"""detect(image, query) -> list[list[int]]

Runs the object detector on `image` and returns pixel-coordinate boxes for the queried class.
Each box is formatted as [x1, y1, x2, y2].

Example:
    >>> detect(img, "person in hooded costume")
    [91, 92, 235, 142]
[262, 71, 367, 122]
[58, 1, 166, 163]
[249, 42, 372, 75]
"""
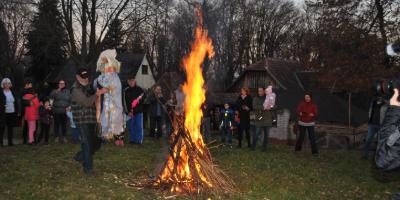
[95, 49, 125, 140]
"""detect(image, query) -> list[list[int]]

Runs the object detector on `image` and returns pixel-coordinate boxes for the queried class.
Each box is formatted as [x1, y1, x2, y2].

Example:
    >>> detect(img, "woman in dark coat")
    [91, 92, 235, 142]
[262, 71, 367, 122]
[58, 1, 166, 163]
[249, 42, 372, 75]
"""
[236, 87, 252, 148]
[0, 78, 18, 146]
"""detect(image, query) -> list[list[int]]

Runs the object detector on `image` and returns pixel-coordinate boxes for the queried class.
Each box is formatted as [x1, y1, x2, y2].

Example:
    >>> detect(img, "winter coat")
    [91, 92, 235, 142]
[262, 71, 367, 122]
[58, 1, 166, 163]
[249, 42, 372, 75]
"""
[147, 93, 167, 118]
[251, 95, 273, 127]
[23, 93, 40, 121]
[123, 86, 145, 114]
[49, 89, 71, 114]
[70, 81, 97, 125]
[39, 106, 52, 125]
[236, 95, 252, 128]
[375, 106, 400, 171]
[20, 88, 34, 117]
[297, 101, 318, 124]
[2, 89, 19, 127]
[219, 108, 234, 129]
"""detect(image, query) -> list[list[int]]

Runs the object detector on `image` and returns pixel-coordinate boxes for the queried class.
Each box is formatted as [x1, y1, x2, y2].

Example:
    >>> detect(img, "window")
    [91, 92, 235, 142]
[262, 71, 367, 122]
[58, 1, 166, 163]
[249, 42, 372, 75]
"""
[141, 65, 148, 75]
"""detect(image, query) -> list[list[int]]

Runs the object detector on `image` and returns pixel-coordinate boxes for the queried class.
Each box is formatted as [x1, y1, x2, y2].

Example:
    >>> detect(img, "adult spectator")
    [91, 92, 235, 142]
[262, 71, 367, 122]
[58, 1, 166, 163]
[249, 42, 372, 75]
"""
[20, 78, 34, 144]
[295, 92, 319, 155]
[49, 79, 71, 143]
[71, 68, 104, 175]
[0, 78, 18, 146]
[123, 77, 146, 144]
[236, 87, 252, 148]
[148, 85, 166, 138]
[362, 96, 387, 160]
[251, 87, 274, 152]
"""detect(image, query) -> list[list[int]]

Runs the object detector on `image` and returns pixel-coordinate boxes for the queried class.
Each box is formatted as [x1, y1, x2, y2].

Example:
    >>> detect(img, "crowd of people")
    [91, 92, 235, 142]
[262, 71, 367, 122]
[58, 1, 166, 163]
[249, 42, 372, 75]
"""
[0, 50, 323, 174]
[0, 77, 322, 152]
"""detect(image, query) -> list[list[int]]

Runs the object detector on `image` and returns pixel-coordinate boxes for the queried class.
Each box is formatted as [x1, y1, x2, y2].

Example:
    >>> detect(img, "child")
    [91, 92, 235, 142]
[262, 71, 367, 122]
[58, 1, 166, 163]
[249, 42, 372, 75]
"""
[38, 100, 52, 144]
[23, 91, 40, 145]
[66, 106, 80, 144]
[219, 102, 235, 148]
[264, 85, 277, 126]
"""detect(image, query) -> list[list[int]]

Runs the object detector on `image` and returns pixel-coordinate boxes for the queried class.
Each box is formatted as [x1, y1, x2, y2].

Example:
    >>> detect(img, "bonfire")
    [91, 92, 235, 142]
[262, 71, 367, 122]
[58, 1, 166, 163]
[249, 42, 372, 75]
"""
[153, 6, 236, 195]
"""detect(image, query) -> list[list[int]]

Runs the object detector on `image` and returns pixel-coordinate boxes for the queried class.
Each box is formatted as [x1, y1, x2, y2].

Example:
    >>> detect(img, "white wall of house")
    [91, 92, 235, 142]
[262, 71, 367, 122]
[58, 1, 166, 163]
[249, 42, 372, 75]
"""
[269, 109, 295, 141]
[135, 55, 156, 90]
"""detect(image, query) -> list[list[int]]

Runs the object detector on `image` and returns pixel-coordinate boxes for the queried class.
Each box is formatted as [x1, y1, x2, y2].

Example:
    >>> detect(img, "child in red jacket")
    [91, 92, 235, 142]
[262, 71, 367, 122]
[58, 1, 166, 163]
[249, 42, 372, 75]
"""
[295, 92, 319, 155]
[23, 91, 40, 144]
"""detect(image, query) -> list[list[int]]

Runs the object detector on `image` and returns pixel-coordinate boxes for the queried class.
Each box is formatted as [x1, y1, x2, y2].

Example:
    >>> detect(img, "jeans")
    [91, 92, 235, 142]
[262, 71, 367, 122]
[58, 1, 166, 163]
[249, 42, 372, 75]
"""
[295, 125, 318, 154]
[252, 126, 270, 151]
[71, 127, 81, 143]
[128, 113, 144, 144]
[150, 116, 163, 138]
[238, 125, 251, 148]
[53, 113, 67, 137]
[74, 124, 101, 173]
[220, 128, 233, 144]
[363, 124, 380, 158]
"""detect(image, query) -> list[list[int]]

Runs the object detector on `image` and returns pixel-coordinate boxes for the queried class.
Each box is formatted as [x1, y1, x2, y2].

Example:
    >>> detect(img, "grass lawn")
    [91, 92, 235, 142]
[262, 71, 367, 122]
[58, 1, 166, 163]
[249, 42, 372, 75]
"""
[1, 133, 400, 200]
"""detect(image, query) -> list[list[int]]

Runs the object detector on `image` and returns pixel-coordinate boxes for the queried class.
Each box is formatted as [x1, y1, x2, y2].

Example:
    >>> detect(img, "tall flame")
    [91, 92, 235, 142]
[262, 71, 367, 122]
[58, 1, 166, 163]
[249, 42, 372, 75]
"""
[182, 7, 215, 151]
[157, 6, 215, 193]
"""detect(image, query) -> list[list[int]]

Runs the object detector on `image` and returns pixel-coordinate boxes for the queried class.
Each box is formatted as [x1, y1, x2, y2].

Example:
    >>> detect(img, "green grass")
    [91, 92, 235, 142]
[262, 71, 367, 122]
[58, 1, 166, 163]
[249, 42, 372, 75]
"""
[1, 135, 400, 200]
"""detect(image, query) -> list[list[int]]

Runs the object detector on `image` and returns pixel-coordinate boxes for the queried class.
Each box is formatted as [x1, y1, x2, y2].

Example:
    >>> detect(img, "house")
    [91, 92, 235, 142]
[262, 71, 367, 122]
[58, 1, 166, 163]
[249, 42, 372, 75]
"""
[116, 52, 156, 90]
[45, 51, 157, 90]
[211, 58, 368, 146]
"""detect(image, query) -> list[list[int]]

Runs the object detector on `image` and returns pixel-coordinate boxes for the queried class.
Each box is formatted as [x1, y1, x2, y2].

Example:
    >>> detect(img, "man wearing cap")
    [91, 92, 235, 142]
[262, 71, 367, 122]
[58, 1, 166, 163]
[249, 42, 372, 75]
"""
[123, 77, 146, 144]
[71, 68, 107, 174]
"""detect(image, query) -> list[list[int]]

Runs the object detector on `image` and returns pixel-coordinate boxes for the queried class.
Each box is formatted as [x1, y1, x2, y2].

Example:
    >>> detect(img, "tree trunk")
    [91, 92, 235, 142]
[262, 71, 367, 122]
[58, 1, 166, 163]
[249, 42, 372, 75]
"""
[88, 0, 97, 66]
[348, 92, 352, 128]
[375, 0, 390, 68]
[81, 0, 88, 67]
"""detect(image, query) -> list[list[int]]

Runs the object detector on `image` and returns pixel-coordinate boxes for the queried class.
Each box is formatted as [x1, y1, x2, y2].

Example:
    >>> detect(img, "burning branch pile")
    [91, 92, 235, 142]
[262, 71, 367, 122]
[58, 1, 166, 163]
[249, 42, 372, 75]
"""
[153, 6, 236, 195]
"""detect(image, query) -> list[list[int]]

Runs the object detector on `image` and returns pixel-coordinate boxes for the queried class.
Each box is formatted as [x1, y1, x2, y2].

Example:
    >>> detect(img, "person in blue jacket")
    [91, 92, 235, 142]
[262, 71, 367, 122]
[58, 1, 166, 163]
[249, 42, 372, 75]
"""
[219, 102, 235, 148]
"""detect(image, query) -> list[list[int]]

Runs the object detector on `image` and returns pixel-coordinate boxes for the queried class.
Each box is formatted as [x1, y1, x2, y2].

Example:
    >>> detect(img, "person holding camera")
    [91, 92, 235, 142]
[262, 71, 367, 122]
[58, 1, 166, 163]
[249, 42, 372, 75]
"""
[362, 96, 387, 160]
[376, 88, 400, 170]
[295, 92, 319, 155]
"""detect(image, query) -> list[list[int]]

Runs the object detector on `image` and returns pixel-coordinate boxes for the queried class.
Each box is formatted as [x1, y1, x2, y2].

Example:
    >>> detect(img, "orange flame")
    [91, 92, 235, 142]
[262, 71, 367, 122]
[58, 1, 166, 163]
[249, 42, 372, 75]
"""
[182, 7, 214, 153]
[157, 6, 214, 193]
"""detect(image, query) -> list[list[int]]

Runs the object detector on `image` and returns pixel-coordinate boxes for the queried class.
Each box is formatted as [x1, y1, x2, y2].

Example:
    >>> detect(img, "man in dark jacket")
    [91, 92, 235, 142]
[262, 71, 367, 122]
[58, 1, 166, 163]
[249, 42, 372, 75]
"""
[147, 85, 166, 138]
[71, 68, 105, 175]
[123, 77, 146, 144]
[363, 96, 387, 160]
